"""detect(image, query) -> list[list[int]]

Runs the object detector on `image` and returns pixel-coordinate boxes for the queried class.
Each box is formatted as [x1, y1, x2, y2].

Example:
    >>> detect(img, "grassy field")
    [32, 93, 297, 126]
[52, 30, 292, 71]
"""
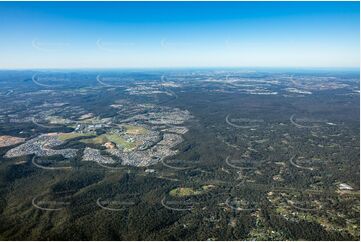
[124, 125, 148, 135]
[105, 133, 137, 150]
[169, 187, 202, 197]
[58, 132, 93, 141]
[81, 133, 137, 150]
[169, 184, 216, 197]
[202, 184, 216, 190]
[45, 116, 70, 124]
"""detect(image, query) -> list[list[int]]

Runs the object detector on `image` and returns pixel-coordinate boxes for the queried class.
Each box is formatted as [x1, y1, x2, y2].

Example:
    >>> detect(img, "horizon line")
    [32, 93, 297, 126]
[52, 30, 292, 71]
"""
[0, 66, 359, 71]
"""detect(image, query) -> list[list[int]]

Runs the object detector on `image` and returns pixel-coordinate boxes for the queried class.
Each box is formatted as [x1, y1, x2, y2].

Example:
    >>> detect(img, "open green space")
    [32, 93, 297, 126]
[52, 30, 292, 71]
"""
[81, 133, 137, 150]
[58, 132, 93, 141]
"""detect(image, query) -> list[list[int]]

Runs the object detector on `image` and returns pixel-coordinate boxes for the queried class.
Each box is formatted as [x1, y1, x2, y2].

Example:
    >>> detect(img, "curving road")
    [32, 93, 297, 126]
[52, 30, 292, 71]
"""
[32, 74, 61, 88]
[96, 74, 123, 88]
[289, 114, 319, 128]
[161, 159, 194, 170]
[225, 114, 258, 129]
[32, 156, 72, 170]
[225, 198, 256, 211]
[225, 156, 257, 170]
[289, 155, 315, 171]
[96, 198, 134, 211]
[161, 197, 193, 211]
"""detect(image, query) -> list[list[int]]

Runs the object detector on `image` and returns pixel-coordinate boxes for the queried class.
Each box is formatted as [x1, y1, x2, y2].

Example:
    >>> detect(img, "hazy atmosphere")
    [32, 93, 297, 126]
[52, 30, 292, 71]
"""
[0, 1, 359, 69]
[0, 1, 359, 241]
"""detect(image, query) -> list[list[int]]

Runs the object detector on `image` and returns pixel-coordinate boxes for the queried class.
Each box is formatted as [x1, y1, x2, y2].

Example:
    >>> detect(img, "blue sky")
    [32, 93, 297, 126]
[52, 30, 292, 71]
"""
[0, 1, 359, 69]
